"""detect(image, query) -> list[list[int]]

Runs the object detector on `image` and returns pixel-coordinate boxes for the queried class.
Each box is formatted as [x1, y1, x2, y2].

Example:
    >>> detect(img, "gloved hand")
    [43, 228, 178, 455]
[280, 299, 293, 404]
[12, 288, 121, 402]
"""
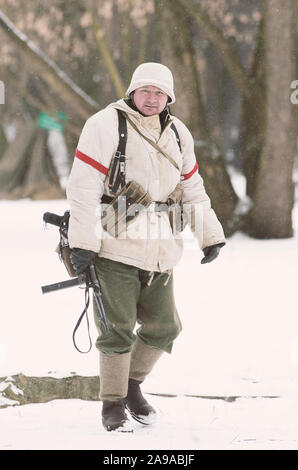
[201, 243, 225, 265]
[70, 248, 97, 275]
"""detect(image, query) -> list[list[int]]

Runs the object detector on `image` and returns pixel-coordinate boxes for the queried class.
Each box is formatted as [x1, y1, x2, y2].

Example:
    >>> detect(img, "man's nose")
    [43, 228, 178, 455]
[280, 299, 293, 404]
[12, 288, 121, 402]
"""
[147, 92, 157, 103]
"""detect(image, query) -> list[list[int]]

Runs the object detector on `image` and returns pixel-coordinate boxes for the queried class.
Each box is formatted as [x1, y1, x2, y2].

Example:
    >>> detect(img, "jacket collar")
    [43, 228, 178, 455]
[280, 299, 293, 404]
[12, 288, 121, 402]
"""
[110, 99, 172, 131]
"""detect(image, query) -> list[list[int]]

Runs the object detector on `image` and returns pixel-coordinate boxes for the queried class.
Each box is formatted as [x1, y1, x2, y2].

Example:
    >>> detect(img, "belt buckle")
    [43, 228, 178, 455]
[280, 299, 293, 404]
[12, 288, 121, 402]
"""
[148, 202, 156, 213]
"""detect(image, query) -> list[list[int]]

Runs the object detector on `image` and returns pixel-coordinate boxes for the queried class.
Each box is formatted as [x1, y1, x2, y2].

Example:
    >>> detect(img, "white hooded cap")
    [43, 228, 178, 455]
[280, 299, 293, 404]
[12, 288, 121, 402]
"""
[125, 62, 176, 104]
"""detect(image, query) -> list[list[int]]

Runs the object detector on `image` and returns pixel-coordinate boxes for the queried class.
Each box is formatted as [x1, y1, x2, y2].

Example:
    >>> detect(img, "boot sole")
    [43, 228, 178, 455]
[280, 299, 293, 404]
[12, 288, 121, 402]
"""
[104, 420, 134, 433]
[125, 404, 156, 426]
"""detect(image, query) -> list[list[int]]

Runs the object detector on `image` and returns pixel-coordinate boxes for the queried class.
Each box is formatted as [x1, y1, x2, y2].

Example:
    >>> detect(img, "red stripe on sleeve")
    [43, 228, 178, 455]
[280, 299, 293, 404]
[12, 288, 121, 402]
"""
[75, 148, 109, 175]
[181, 161, 198, 181]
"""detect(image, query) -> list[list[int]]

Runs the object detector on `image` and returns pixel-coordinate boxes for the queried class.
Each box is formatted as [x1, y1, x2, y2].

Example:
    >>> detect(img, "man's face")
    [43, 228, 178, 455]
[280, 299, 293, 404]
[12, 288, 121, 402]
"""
[133, 85, 168, 116]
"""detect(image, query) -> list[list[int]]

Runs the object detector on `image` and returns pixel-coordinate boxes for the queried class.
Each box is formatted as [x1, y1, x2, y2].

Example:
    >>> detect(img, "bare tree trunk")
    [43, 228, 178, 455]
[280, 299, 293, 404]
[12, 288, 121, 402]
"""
[177, 0, 256, 100]
[163, 1, 238, 235]
[240, 16, 266, 199]
[137, 19, 149, 65]
[88, 8, 126, 98]
[0, 121, 8, 159]
[247, 0, 296, 238]
[0, 120, 37, 193]
[17, 130, 63, 200]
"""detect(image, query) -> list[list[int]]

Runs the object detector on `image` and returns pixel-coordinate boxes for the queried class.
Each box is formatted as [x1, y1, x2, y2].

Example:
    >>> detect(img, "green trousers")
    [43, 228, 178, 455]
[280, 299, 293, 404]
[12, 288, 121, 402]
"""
[93, 257, 182, 355]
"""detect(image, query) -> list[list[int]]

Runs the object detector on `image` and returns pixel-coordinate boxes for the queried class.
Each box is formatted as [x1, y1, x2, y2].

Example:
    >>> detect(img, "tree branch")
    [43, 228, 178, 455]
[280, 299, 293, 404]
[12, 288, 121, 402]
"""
[0, 9, 98, 121]
[88, 9, 126, 98]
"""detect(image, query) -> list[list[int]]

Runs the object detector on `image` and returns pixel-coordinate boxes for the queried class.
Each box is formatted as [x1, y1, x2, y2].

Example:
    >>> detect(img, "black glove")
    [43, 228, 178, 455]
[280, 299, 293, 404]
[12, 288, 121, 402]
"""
[70, 248, 97, 275]
[201, 243, 225, 265]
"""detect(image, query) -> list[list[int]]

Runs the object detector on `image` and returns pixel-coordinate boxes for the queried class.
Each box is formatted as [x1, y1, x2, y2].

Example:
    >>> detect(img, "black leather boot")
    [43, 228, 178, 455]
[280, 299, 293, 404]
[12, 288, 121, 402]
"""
[101, 400, 133, 432]
[124, 378, 156, 425]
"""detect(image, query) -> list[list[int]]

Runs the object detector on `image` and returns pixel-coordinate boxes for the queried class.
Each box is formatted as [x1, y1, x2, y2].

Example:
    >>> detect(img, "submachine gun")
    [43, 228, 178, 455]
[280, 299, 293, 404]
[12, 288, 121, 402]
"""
[41, 211, 113, 353]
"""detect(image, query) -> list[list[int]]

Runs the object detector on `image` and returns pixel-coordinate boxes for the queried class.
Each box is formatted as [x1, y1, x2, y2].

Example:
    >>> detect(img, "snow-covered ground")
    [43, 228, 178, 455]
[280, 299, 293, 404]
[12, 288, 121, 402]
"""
[1, 193, 298, 450]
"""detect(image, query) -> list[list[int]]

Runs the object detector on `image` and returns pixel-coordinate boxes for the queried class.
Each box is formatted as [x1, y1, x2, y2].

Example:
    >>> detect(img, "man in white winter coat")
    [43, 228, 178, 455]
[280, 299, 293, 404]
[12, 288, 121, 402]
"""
[67, 62, 226, 432]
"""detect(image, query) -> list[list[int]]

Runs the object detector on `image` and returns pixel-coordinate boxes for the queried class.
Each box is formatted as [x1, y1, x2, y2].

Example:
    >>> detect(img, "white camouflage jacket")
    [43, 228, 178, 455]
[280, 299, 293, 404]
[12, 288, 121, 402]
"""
[66, 99, 225, 272]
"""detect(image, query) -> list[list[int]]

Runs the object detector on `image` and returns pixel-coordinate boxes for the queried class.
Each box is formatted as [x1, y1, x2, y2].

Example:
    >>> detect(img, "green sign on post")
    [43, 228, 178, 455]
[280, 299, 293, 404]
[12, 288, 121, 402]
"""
[37, 111, 67, 132]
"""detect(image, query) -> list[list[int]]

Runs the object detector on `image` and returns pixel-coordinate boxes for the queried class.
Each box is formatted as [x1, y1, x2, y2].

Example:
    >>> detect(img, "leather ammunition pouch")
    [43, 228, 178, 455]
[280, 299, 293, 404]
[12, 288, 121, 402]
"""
[101, 180, 152, 237]
[101, 181, 187, 237]
[167, 183, 187, 234]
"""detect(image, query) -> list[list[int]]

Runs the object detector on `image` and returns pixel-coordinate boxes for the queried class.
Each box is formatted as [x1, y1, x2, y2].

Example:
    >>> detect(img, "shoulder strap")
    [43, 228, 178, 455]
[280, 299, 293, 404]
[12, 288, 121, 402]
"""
[108, 110, 127, 193]
[117, 109, 127, 155]
[170, 123, 182, 153]
[120, 111, 180, 172]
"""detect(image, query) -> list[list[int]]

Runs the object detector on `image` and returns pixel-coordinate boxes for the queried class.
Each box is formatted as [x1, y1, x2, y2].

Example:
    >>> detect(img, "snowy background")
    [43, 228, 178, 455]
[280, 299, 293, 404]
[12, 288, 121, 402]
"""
[1, 174, 298, 450]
